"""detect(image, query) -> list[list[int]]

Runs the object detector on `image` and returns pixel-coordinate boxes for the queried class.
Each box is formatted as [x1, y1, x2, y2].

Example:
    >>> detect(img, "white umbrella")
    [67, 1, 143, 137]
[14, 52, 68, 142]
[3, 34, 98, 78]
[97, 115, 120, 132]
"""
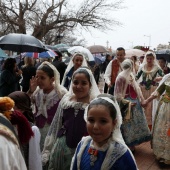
[68, 46, 94, 61]
[125, 49, 146, 58]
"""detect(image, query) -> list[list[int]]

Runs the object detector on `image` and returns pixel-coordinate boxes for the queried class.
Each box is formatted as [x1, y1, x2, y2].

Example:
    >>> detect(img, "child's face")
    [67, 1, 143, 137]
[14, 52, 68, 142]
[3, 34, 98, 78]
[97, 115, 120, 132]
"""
[87, 105, 116, 147]
[73, 55, 83, 70]
[36, 70, 54, 91]
[72, 73, 91, 100]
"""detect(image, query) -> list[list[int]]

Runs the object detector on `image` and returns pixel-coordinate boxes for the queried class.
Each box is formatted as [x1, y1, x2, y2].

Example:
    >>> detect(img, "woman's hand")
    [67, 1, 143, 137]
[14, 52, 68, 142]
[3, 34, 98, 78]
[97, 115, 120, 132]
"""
[28, 76, 37, 94]
[154, 77, 162, 82]
[141, 100, 147, 107]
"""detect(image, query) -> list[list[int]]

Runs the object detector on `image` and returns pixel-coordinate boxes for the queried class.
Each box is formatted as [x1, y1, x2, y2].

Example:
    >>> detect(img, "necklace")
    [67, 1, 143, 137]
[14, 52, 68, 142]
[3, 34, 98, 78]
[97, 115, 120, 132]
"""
[88, 147, 98, 166]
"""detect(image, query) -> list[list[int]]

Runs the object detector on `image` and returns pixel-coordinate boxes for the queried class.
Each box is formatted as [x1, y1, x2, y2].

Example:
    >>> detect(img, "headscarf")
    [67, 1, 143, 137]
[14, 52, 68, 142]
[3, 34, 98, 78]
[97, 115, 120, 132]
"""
[33, 61, 67, 99]
[84, 94, 124, 144]
[61, 53, 88, 86]
[69, 67, 100, 101]
[114, 59, 143, 101]
[138, 51, 161, 80]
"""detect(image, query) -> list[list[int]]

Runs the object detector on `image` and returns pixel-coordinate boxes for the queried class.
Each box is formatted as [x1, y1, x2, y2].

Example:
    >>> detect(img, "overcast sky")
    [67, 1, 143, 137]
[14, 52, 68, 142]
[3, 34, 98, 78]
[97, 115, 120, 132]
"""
[76, 0, 170, 50]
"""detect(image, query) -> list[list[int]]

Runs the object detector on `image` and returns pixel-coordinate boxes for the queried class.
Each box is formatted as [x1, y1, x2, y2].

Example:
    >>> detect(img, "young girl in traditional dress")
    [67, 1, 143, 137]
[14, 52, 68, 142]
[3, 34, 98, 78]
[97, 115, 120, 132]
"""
[143, 73, 170, 165]
[61, 53, 88, 90]
[114, 59, 151, 152]
[71, 94, 137, 170]
[42, 67, 100, 170]
[136, 51, 164, 130]
[27, 61, 67, 150]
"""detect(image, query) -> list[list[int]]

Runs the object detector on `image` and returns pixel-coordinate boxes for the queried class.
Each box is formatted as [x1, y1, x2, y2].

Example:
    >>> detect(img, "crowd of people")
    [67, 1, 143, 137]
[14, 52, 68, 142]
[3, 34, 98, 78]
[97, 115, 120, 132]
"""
[0, 47, 170, 170]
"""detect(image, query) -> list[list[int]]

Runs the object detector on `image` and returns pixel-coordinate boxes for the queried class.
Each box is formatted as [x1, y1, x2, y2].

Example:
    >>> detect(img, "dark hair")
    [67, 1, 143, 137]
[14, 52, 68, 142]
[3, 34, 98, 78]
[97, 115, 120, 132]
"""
[37, 62, 54, 78]
[158, 57, 166, 63]
[88, 94, 117, 120]
[106, 54, 111, 60]
[54, 51, 62, 61]
[8, 91, 35, 123]
[72, 67, 91, 84]
[116, 47, 125, 52]
[3, 58, 16, 73]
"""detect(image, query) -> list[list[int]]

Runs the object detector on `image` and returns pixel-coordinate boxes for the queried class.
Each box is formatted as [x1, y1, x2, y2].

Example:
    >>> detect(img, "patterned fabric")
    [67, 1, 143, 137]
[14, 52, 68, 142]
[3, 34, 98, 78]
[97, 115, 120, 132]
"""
[48, 136, 75, 170]
[121, 97, 151, 147]
[136, 67, 164, 125]
[39, 123, 50, 151]
[152, 79, 170, 164]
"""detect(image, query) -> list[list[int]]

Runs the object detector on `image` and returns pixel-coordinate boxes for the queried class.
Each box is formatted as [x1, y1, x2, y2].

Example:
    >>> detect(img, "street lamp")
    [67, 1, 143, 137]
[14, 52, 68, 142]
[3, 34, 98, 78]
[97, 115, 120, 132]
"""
[144, 35, 151, 47]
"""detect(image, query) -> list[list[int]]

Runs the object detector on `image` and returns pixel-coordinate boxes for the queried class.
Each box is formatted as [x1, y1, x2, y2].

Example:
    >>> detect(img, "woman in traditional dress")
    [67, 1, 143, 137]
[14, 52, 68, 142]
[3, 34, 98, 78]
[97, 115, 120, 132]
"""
[61, 53, 88, 90]
[143, 73, 170, 164]
[136, 51, 164, 130]
[71, 94, 138, 170]
[42, 67, 100, 170]
[114, 59, 151, 152]
[27, 61, 67, 150]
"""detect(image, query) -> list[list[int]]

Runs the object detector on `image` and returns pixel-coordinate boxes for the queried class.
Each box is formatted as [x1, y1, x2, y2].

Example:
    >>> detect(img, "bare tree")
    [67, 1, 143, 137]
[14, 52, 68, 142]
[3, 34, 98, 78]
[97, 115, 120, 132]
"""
[0, 0, 123, 44]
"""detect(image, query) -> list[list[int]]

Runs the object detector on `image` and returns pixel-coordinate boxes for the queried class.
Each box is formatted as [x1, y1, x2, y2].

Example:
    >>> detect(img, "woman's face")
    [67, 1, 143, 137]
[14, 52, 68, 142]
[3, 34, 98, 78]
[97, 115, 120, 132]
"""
[72, 73, 91, 101]
[87, 105, 116, 147]
[146, 55, 154, 66]
[36, 70, 54, 92]
[73, 55, 83, 70]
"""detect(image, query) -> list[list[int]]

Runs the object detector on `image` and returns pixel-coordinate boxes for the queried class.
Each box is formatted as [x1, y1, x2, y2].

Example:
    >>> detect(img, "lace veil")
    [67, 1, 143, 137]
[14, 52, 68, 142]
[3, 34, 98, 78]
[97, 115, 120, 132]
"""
[33, 61, 67, 99]
[61, 53, 88, 86]
[114, 59, 143, 101]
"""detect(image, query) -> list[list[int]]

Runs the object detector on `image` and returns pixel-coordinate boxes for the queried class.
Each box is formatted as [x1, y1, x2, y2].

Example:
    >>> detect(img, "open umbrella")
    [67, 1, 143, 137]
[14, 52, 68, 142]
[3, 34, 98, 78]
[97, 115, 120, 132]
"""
[125, 49, 146, 58]
[0, 33, 47, 52]
[155, 49, 170, 62]
[87, 45, 108, 54]
[68, 46, 94, 61]
[22, 49, 58, 59]
[54, 43, 70, 52]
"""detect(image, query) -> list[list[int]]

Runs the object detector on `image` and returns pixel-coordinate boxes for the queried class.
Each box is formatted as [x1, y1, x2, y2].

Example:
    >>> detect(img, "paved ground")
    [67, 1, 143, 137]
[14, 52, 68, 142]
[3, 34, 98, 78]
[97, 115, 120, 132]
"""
[134, 142, 170, 170]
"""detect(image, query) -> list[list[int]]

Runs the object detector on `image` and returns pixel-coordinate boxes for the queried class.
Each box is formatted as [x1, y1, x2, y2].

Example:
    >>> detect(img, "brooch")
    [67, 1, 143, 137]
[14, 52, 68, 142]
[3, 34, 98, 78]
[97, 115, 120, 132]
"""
[88, 147, 98, 166]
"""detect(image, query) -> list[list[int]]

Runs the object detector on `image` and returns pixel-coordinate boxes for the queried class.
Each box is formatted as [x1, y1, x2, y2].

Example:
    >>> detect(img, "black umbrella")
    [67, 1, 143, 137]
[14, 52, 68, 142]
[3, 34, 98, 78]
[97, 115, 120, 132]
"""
[0, 33, 47, 53]
[156, 49, 170, 62]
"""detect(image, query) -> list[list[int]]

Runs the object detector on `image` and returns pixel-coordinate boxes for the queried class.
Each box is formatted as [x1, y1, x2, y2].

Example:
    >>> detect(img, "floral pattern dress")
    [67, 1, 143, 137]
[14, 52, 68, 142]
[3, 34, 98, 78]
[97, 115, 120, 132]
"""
[152, 77, 170, 164]
[136, 66, 164, 126]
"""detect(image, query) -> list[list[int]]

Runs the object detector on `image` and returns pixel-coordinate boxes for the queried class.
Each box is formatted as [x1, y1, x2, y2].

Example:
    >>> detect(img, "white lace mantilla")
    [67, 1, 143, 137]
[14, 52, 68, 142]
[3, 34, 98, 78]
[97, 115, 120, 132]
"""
[33, 89, 60, 118]
[73, 136, 127, 170]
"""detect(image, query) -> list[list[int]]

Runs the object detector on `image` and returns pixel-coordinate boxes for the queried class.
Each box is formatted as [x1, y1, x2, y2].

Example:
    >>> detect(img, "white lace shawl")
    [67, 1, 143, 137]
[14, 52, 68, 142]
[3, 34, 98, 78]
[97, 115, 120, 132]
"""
[114, 59, 144, 101]
[41, 93, 89, 164]
[71, 136, 137, 170]
[32, 89, 60, 118]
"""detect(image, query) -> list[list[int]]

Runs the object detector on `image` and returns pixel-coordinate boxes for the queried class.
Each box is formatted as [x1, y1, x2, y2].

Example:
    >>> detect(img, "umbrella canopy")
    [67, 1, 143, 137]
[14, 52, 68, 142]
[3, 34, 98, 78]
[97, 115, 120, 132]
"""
[125, 49, 146, 58]
[87, 45, 108, 54]
[0, 48, 8, 58]
[93, 54, 105, 64]
[45, 45, 59, 52]
[68, 46, 94, 61]
[155, 49, 170, 62]
[0, 33, 47, 53]
[22, 49, 58, 59]
[156, 49, 170, 55]
[54, 43, 70, 52]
